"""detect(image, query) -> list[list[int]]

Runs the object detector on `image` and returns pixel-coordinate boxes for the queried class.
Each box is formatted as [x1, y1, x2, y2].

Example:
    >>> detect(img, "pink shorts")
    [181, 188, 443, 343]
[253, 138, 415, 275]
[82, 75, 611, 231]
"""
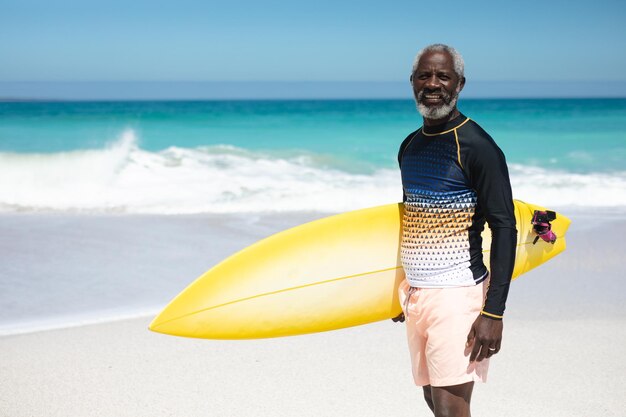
[398, 279, 490, 387]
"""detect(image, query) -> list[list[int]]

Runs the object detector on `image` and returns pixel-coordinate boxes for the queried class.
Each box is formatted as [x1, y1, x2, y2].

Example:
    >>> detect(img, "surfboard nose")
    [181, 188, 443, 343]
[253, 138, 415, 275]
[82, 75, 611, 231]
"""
[148, 293, 217, 338]
[148, 312, 177, 335]
[148, 290, 207, 337]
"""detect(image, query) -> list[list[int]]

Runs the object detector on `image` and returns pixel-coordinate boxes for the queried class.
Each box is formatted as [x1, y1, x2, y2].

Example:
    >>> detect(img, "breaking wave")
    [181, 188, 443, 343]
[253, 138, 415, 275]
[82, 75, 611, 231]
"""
[1, 129, 625, 214]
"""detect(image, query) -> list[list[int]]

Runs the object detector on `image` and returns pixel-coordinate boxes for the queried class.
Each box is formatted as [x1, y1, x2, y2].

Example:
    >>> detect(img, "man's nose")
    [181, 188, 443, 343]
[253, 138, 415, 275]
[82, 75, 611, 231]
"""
[424, 75, 440, 89]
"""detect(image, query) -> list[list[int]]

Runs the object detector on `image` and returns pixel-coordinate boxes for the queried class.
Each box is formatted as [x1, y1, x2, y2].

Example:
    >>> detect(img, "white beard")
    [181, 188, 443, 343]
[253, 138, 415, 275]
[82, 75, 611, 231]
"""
[415, 86, 460, 120]
[416, 94, 459, 119]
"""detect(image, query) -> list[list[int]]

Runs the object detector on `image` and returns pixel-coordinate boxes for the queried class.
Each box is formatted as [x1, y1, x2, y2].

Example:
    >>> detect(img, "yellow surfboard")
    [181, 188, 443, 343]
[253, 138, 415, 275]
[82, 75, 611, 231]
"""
[150, 201, 570, 339]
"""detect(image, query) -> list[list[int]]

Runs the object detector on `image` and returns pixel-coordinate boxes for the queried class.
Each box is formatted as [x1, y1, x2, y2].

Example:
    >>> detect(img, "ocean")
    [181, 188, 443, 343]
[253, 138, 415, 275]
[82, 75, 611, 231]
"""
[2, 98, 626, 213]
[1, 98, 626, 335]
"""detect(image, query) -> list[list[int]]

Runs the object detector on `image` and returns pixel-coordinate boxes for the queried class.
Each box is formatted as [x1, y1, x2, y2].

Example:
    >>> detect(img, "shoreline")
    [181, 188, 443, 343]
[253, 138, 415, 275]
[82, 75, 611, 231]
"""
[2, 209, 626, 336]
[0, 310, 158, 338]
[0, 211, 328, 336]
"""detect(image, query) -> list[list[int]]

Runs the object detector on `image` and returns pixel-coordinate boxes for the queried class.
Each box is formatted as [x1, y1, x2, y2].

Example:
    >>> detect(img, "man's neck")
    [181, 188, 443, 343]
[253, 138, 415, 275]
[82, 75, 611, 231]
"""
[423, 108, 461, 127]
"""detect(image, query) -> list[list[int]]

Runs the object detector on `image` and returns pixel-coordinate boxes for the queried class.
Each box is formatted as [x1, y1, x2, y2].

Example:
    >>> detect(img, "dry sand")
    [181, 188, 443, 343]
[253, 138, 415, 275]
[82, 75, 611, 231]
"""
[1, 315, 625, 416]
[1, 213, 625, 416]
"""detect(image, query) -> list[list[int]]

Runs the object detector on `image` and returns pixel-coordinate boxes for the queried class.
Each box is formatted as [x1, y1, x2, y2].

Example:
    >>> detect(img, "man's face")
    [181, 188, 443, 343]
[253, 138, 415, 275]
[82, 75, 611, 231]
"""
[411, 50, 465, 120]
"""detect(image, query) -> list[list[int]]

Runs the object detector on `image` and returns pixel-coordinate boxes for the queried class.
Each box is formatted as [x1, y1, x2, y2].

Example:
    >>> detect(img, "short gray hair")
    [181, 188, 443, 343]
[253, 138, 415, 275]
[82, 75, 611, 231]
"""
[412, 44, 465, 79]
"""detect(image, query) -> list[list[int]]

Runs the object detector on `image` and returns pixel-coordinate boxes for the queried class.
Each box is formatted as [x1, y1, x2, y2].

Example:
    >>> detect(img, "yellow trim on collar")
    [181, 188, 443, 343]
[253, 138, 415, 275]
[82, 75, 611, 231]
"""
[422, 117, 471, 136]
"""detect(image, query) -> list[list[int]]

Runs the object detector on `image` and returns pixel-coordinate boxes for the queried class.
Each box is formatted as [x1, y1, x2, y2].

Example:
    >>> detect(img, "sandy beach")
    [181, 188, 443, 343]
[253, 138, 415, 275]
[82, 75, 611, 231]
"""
[3, 2, 626, 415]
[1, 212, 626, 417]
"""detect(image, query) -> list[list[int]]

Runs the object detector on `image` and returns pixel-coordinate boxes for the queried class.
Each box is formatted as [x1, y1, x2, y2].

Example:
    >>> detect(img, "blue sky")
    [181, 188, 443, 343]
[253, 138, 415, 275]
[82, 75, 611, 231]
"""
[1, 0, 625, 98]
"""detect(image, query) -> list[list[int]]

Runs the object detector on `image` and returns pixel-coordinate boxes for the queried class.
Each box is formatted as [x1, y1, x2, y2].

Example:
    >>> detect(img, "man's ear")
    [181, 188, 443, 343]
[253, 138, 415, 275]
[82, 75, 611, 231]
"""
[457, 76, 466, 93]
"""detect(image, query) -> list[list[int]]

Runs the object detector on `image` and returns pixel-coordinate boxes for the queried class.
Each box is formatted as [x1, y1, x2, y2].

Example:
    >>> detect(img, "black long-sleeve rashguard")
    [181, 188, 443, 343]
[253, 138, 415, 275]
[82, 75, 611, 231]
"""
[398, 113, 517, 319]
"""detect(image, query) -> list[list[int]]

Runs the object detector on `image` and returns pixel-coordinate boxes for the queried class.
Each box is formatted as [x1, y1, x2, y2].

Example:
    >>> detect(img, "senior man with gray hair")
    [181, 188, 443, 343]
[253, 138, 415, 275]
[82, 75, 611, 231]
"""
[394, 44, 517, 417]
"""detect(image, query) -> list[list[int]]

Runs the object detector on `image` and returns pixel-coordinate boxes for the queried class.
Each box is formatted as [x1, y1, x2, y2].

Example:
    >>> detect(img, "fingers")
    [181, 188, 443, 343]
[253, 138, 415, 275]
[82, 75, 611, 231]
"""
[469, 336, 501, 362]
[473, 341, 490, 362]
[467, 324, 478, 361]
[489, 340, 502, 357]
[475, 340, 502, 361]
[391, 313, 405, 323]
[489, 339, 502, 357]
[466, 327, 475, 348]
[485, 345, 498, 358]
[485, 338, 502, 358]
[469, 315, 504, 362]
[469, 338, 482, 362]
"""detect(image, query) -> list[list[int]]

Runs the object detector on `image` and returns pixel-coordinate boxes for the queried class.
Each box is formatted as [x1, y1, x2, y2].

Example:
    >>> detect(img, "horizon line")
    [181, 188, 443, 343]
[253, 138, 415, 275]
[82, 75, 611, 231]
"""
[2, 80, 626, 100]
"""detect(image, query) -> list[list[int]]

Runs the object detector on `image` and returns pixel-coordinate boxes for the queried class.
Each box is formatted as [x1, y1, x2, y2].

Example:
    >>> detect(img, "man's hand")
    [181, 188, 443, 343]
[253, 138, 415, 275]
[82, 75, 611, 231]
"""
[466, 314, 503, 362]
[391, 312, 405, 323]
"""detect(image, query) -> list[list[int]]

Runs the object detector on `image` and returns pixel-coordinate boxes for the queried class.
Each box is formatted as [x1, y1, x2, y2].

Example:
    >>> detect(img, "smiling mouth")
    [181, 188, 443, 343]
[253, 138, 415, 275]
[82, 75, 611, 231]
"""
[421, 94, 444, 106]
[424, 94, 443, 101]
[417, 90, 450, 106]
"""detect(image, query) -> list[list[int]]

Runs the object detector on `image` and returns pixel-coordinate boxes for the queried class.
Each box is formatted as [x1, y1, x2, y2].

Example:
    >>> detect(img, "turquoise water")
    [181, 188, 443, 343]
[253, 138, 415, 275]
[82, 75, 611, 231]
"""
[1, 99, 625, 213]
[2, 99, 625, 173]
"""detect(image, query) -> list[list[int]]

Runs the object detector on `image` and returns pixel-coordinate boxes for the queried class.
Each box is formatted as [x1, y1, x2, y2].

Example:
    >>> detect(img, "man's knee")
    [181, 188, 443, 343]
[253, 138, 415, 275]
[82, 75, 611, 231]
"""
[430, 382, 473, 417]
[433, 405, 468, 417]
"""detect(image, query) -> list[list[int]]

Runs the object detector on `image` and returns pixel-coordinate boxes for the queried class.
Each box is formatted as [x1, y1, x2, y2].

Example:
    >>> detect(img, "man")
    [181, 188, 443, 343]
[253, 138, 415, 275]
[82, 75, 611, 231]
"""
[395, 44, 517, 417]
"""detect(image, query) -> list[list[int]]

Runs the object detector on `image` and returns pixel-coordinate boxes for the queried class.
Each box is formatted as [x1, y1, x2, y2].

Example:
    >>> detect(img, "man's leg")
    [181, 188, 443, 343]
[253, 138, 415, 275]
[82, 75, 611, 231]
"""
[422, 385, 435, 413]
[419, 285, 487, 416]
[428, 382, 474, 417]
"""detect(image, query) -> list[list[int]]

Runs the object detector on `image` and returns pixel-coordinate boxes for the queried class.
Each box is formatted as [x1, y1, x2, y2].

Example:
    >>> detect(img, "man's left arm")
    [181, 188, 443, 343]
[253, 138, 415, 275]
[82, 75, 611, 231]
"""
[463, 134, 517, 362]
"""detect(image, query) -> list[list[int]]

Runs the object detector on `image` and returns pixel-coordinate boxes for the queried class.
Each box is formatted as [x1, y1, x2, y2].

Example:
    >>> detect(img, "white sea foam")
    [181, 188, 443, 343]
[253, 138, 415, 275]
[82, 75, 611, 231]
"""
[509, 165, 626, 209]
[0, 129, 401, 213]
[1, 129, 626, 213]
